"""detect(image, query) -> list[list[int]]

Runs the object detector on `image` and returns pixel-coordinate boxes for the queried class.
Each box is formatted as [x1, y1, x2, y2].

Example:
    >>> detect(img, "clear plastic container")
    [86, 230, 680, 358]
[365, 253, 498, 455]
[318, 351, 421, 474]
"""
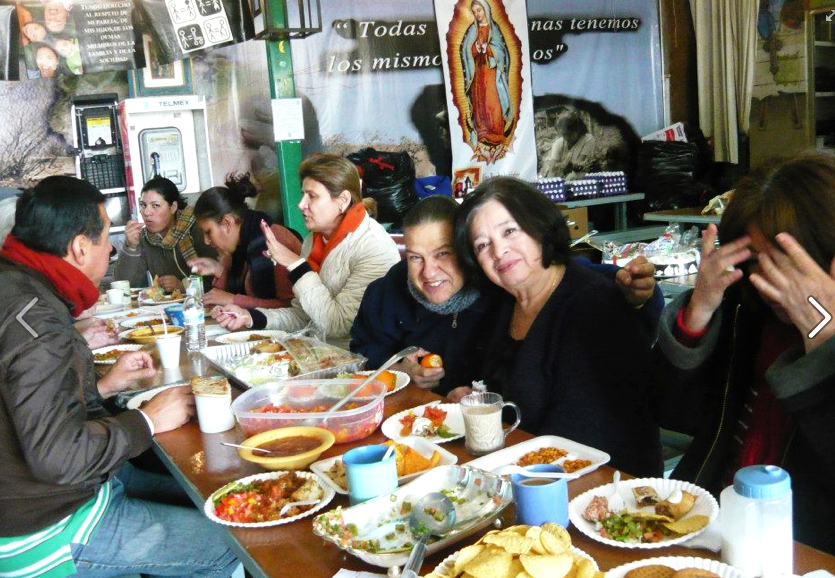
[231, 378, 386, 443]
[720, 465, 792, 577]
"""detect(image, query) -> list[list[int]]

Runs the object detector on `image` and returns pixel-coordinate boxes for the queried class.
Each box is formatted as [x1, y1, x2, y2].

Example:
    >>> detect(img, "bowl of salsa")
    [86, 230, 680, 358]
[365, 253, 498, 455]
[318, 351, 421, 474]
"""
[231, 379, 387, 444]
[238, 426, 336, 470]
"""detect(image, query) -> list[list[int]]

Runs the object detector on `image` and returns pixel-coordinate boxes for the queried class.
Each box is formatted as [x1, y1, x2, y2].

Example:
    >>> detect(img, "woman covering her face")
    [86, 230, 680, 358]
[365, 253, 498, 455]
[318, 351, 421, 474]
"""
[455, 176, 662, 476]
[654, 152, 835, 555]
[114, 177, 216, 292]
[190, 172, 301, 310]
[213, 153, 400, 348]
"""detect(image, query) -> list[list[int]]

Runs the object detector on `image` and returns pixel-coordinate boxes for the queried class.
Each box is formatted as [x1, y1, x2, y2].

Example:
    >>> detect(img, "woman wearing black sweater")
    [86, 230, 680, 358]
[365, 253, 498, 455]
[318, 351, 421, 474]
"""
[455, 177, 662, 477]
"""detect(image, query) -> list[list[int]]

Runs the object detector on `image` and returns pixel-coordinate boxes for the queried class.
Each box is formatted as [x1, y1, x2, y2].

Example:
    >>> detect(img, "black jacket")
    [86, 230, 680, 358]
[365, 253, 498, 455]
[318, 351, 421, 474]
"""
[0, 257, 151, 536]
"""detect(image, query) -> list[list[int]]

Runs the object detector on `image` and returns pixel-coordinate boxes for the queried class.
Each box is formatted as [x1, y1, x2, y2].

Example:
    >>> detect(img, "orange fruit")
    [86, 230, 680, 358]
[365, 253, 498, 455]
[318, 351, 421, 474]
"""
[377, 370, 397, 392]
[420, 353, 443, 368]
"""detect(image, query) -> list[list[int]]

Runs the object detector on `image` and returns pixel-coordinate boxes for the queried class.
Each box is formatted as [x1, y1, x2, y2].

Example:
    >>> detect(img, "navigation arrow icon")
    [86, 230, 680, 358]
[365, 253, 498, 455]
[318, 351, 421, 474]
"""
[807, 296, 832, 339]
[827, 9, 835, 21]
[15, 297, 39, 338]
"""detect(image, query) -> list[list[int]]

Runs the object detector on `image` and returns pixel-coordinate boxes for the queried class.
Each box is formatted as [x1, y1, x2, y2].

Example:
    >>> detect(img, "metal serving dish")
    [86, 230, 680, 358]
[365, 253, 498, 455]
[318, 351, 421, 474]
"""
[200, 335, 366, 389]
[312, 465, 513, 567]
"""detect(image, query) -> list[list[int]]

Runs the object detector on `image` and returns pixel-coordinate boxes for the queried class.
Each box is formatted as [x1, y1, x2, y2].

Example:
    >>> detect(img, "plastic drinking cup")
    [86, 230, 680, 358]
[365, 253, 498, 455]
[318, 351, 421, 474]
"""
[194, 391, 236, 434]
[155, 333, 182, 369]
[511, 464, 570, 528]
[106, 288, 124, 305]
[343, 445, 398, 506]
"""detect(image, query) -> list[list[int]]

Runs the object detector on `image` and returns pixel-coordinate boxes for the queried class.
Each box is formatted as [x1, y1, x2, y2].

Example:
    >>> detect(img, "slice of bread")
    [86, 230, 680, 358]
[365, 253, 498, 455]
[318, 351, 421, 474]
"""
[190, 375, 230, 396]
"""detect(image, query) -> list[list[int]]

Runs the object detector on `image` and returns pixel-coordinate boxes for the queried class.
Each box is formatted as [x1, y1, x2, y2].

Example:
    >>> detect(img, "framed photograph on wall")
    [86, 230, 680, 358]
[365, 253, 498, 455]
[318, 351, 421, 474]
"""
[128, 34, 193, 97]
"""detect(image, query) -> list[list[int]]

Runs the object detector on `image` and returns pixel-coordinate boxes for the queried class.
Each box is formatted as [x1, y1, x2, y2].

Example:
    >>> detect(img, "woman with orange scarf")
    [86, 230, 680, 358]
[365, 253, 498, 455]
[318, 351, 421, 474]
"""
[213, 153, 400, 348]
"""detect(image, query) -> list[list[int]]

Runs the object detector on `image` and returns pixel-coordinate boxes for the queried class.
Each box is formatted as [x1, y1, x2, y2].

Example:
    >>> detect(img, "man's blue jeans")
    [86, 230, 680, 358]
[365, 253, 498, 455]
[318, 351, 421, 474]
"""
[70, 463, 239, 578]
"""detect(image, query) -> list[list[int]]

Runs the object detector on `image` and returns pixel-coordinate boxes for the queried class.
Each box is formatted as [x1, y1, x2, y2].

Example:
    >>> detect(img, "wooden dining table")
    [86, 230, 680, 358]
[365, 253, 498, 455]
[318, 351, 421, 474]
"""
[131, 365, 835, 578]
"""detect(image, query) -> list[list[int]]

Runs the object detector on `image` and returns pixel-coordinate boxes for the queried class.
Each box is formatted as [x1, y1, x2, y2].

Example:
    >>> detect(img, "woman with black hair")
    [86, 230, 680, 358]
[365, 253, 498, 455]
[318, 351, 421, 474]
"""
[114, 177, 215, 291]
[189, 173, 301, 309]
[455, 176, 662, 476]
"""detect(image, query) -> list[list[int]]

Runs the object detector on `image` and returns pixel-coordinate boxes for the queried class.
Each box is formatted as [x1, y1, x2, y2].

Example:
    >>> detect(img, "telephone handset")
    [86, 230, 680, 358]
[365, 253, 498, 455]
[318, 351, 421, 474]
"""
[139, 127, 187, 192]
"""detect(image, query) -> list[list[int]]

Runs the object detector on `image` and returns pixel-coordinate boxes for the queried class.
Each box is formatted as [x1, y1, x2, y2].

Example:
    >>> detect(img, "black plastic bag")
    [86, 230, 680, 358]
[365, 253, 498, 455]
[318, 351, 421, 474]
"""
[635, 141, 704, 211]
[347, 148, 418, 228]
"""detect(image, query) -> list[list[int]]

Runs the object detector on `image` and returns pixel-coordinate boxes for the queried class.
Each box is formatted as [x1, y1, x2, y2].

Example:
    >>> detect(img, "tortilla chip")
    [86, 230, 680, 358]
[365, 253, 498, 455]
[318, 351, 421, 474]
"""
[519, 553, 573, 578]
[453, 544, 486, 575]
[481, 533, 535, 555]
[476, 529, 501, 544]
[628, 511, 674, 523]
[663, 514, 710, 535]
[429, 450, 442, 467]
[540, 523, 572, 553]
[502, 525, 532, 535]
[464, 547, 514, 578]
[539, 529, 568, 555]
[516, 573, 534, 578]
[575, 558, 597, 578]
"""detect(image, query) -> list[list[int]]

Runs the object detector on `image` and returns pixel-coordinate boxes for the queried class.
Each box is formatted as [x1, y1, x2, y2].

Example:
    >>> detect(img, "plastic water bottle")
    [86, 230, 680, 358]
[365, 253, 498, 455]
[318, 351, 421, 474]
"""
[183, 285, 207, 351]
[720, 465, 793, 577]
[185, 274, 203, 299]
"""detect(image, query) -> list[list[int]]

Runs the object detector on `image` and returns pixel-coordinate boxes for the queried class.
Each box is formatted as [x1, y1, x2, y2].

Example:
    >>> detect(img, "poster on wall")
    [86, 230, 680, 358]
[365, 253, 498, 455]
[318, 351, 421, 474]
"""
[14, 0, 140, 78]
[434, 0, 537, 187]
[165, 0, 232, 53]
[289, 0, 662, 184]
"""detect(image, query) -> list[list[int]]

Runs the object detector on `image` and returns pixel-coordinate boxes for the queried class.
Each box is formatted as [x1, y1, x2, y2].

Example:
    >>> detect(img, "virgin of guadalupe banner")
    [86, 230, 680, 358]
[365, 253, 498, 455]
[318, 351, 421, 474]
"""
[434, 0, 536, 188]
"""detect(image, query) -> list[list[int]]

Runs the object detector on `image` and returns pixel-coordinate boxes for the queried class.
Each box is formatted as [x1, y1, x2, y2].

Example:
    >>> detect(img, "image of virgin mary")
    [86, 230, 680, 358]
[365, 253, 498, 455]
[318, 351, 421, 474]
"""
[460, 0, 513, 154]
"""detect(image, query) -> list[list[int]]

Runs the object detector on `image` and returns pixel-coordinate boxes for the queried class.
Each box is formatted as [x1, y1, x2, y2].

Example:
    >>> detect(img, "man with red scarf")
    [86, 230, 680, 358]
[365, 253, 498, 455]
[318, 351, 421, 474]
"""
[0, 177, 237, 578]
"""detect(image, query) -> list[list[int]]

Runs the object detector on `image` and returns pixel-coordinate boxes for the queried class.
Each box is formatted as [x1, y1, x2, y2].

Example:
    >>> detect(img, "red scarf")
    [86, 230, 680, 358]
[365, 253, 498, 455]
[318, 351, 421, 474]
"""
[306, 203, 366, 273]
[1, 234, 99, 317]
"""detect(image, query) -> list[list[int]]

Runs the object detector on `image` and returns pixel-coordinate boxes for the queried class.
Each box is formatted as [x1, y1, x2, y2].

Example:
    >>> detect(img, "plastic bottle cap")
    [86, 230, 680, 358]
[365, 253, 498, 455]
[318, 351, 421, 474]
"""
[733, 465, 792, 499]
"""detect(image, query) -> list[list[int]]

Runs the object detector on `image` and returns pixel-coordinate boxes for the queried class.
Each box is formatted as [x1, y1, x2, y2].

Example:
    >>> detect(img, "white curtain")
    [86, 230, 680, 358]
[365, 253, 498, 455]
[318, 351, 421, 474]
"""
[690, 0, 758, 164]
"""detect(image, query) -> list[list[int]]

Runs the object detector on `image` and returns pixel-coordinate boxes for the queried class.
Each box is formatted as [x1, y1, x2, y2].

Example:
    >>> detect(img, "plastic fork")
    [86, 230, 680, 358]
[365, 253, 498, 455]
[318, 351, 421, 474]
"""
[608, 470, 625, 512]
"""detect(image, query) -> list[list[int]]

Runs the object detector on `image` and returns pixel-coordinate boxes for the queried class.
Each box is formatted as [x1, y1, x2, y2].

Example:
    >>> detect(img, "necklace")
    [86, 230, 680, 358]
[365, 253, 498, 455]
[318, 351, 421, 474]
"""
[509, 267, 560, 339]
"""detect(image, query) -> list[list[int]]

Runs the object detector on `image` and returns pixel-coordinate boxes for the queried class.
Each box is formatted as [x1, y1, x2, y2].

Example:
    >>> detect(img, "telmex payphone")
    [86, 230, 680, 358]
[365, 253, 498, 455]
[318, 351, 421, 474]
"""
[71, 93, 131, 232]
[119, 95, 213, 219]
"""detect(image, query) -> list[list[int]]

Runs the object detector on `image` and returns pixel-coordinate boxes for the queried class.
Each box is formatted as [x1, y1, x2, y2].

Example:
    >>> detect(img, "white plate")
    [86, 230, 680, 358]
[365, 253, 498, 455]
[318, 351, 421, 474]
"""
[120, 315, 169, 329]
[91, 344, 144, 365]
[381, 402, 465, 444]
[125, 383, 190, 410]
[355, 369, 410, 397]
[214, 330, 290, 344]
[569, 477, 719, 549]
[606, 556, 748, 578]
[139, 296, 185, 306]
[309, 437, 458, 495]
[204, 471, 334, 528]
[93, 302, 126, 315]
[312, 465, 512, 567]
[466, 435, 610, 479]
[432, 545, 597, 577]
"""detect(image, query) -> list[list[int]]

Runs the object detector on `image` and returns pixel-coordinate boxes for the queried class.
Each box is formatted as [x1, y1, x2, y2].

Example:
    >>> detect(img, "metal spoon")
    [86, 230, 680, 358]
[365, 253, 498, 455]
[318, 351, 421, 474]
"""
[220, 442, 274, 454]
[401, 492, 456, 578]
[144, 321, 157, 334]
[313, 346, 419, 426]
[495, 464, 579, 479]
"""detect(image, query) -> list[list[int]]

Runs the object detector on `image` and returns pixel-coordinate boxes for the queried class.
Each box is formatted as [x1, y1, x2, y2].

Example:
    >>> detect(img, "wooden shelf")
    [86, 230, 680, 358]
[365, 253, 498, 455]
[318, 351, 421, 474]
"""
[815, 40, 835, 47]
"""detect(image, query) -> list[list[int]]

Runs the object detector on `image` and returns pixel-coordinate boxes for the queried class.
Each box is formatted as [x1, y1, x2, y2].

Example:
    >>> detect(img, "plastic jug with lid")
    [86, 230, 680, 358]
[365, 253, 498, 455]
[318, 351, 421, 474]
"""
[720, 465, 792, 577]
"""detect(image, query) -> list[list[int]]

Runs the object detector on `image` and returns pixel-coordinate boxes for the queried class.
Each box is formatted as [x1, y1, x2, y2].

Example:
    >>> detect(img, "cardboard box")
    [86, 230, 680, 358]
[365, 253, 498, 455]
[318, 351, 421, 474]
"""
[557, 206, 588, 240]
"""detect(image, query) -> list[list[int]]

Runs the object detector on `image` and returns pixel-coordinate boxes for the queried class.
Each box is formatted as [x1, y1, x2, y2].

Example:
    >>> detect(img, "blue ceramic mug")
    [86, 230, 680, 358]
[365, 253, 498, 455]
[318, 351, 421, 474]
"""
[164, 304, 185, 327]
[343, 445, 398, 506]
[511, 464, 570, 528]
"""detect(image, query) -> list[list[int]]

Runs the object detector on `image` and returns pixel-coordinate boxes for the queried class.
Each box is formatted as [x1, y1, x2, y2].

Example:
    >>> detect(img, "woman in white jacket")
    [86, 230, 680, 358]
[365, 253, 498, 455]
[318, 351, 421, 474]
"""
[213, 153, 400, 348]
